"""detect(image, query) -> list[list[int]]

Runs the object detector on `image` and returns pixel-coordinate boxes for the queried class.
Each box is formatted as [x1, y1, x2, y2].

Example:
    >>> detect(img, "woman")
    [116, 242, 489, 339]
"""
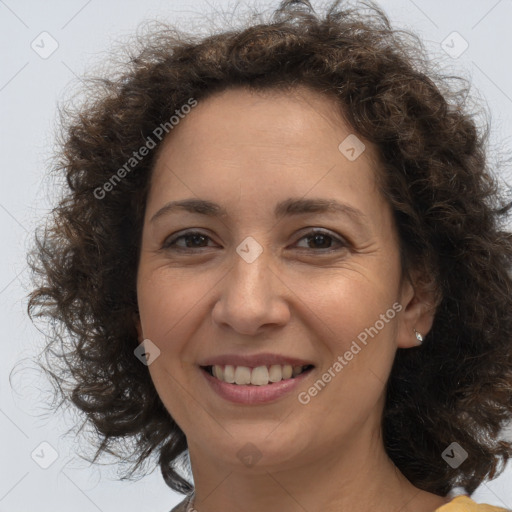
[27, 1, 512, 511]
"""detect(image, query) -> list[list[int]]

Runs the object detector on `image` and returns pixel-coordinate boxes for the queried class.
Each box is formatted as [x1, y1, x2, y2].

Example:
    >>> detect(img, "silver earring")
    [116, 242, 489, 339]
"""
[413, 328, 423, 344]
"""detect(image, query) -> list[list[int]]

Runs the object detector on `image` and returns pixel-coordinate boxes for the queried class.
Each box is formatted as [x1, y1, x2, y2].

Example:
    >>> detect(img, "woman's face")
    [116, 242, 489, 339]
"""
[136, 86, 431, 473]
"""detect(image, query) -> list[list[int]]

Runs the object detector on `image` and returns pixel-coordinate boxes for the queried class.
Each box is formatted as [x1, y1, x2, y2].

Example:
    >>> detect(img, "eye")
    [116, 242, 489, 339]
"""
[294, 229, 347, 252]
[162, 228, 347, 253]
[162, 231, 216, 251]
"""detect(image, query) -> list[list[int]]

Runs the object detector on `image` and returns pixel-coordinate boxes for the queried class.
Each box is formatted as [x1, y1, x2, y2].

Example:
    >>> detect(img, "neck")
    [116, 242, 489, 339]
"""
[186, 420, 449, 512]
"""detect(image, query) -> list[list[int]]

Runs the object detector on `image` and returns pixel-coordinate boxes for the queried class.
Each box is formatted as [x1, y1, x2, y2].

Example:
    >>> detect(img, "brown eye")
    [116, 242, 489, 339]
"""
[162, 231, 216, 250]
[295, 229, 347, 251]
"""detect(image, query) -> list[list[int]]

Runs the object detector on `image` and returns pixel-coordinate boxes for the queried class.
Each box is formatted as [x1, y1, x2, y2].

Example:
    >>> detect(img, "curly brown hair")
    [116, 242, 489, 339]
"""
[27, 0, 512, 498]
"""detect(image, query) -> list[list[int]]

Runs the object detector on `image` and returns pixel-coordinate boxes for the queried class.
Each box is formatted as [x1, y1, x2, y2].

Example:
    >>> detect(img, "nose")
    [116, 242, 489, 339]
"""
[211, 246, 291, 336]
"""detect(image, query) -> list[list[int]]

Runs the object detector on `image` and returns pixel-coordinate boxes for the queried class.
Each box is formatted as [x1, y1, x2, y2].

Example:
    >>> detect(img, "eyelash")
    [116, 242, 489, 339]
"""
[162, 229, 348, 253]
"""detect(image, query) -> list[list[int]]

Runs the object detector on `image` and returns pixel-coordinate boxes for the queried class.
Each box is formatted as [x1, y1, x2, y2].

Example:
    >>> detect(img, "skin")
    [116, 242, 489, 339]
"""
[135, 85, 449, 512]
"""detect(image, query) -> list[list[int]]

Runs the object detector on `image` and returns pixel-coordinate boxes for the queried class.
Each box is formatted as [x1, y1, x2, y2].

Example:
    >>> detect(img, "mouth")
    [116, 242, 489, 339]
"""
[200, 364, 315, 386]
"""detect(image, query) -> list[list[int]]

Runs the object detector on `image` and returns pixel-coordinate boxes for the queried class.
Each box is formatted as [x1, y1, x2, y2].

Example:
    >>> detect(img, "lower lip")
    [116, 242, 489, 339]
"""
[200, 367, 314, 404]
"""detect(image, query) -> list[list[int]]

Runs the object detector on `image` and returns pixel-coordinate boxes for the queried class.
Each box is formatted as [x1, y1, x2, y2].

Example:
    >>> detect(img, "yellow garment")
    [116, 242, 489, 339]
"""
[436, 496, 510, 512]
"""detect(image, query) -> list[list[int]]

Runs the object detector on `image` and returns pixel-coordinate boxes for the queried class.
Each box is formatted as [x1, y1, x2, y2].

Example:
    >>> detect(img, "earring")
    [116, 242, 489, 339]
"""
[413, 328, 423, 344]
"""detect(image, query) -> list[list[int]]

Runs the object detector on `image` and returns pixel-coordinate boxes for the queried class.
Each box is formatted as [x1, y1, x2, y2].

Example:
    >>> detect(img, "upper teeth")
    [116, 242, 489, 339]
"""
[211, 364, 308, 385]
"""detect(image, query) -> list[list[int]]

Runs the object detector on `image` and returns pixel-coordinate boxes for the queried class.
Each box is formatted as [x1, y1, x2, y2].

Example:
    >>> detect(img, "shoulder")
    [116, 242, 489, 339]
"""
[169, 493, 194, 512]
[436, 496, 510, 512]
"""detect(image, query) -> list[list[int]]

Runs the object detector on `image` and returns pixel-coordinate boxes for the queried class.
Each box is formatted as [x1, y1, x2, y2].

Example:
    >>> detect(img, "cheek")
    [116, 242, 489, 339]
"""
[137, 269, 207, 339]
[296, 266, 400, 346]
[298, 275, 399, 411]
[136, 272, 203, 416]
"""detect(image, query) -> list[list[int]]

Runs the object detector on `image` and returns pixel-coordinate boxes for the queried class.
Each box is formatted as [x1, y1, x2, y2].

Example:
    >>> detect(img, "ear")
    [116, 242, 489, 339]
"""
[396, 270, 438, 348]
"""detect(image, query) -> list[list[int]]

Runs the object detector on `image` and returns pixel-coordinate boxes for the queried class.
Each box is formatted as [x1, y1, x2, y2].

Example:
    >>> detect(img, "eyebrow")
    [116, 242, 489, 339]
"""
[150, 197, 369, 230]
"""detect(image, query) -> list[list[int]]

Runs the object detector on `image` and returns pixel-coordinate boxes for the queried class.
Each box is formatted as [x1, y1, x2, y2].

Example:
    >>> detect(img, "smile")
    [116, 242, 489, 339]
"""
[200, 363, 315, 404]
[201, 364, 314, 386]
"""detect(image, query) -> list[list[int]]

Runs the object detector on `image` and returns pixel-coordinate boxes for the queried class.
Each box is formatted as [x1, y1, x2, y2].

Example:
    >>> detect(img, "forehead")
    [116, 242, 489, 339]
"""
[146, 85, 385, 221]
[156, 85, 371, 159]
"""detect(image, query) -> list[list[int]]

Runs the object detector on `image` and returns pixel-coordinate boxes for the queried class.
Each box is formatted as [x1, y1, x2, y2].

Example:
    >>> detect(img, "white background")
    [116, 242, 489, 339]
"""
[1, 0, 512, 511]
